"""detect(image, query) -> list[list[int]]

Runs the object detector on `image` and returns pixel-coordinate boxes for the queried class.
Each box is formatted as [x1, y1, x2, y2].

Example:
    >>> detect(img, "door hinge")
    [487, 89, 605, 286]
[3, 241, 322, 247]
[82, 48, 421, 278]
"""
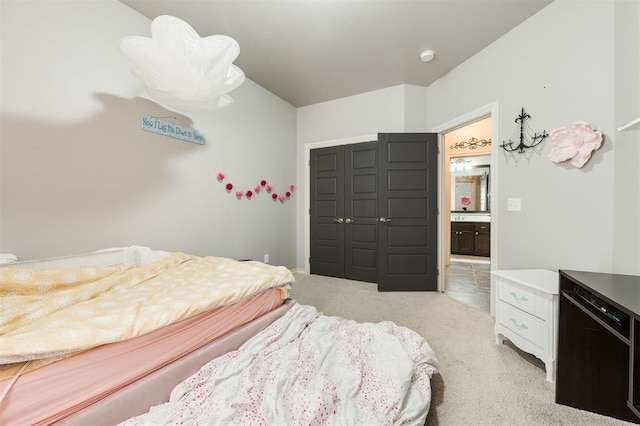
[437, 268, 440, 276]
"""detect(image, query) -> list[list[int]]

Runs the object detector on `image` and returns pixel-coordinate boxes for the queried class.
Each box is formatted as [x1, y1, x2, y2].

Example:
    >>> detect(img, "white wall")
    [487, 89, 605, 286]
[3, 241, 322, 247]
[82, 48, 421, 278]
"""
[295, 0, 637, 275]
[0, 0, 298, 267]
[403, 84, 428, 131]
[426, 0, 620, 273]
[295, 84, 427, 269]
[612, 0, 640, 275]
[2, 0, 634, 275]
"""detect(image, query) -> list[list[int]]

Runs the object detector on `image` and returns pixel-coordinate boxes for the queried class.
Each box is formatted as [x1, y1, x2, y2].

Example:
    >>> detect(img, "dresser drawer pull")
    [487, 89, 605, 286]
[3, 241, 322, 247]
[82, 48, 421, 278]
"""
[510, 318, 529, 331]
[510, 292, 529, 303]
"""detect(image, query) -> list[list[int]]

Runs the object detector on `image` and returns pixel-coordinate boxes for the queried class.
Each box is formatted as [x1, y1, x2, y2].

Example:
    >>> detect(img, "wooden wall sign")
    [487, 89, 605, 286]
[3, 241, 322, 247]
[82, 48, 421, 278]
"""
[141, 115, 205, 145]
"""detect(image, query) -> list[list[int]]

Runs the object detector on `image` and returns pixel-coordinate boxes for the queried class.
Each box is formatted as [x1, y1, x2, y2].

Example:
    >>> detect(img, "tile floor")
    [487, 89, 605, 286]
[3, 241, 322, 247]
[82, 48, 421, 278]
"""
[444, 258, 491, 313]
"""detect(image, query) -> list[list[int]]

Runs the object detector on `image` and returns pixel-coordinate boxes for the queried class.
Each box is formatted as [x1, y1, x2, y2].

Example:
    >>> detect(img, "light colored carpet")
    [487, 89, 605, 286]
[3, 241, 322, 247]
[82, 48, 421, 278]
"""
[290, 273, 633, 426]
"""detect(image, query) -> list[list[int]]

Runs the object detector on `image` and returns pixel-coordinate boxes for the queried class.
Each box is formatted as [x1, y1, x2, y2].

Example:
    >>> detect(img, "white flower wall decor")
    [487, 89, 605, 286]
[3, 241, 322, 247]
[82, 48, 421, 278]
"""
[119, 15, 245, 113]
[548, 121, 603, 168]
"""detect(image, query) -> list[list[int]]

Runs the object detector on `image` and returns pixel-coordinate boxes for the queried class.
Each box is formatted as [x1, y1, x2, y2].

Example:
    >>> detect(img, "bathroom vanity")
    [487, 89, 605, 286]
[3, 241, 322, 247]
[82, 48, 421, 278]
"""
[451, 213, 491, 257]
[449, 158, 490, 257]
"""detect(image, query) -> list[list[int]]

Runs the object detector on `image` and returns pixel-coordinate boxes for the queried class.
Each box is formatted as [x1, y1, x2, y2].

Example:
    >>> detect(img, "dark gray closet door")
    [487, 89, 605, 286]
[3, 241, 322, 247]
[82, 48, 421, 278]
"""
[377, 133, 438, 291]
[310, 146, 345, 278]
[310, 142, 378, 283]
[344, 142, 378, 283]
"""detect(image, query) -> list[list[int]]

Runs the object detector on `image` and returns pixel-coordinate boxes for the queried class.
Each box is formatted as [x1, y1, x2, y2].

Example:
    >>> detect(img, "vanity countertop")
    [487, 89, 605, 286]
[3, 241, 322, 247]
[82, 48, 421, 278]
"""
[451, 212, 491, 222]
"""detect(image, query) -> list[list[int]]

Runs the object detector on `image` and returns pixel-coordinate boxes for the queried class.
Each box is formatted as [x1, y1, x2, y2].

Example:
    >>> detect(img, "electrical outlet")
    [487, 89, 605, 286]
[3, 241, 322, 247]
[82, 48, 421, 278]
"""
[263, 253, 269, 263]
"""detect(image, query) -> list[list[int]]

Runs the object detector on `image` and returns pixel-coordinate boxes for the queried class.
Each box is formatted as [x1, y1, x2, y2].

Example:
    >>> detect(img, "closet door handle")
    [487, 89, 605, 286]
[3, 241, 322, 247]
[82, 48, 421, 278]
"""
[345, 218, 354, 224]
[378, 217, 392, 224]
[333, 218, 344, 224]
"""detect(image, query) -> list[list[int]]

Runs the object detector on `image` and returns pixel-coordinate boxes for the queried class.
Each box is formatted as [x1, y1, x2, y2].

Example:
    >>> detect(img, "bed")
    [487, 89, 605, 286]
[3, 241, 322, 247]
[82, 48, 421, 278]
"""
[0, 247, 295, 425]
[1, 247, 438, 425]
[121, 302, 439, 425]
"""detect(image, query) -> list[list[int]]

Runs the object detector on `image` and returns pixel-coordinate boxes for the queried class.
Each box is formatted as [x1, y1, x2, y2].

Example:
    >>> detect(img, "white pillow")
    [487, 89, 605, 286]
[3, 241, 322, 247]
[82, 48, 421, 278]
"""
[0, 247, 139, 271]
[97, 246, 169, 265]
[0, 254, 19, 265]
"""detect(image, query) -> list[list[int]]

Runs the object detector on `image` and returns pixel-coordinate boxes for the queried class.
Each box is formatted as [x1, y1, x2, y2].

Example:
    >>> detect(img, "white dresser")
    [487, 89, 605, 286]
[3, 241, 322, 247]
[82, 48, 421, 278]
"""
[493, 269, 559, 382]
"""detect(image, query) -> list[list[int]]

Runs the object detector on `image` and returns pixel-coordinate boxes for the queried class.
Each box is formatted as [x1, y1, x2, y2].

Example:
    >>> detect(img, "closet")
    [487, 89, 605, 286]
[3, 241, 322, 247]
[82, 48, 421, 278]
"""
[310, 141, 378, 283]
[309, 133, 438, 291]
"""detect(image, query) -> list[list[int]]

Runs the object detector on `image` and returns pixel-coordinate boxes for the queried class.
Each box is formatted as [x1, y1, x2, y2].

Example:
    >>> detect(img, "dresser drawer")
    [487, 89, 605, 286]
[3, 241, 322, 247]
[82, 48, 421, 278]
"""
[475, 223, 490, 232]
[451, 222, 475, 232]
[498, 279, 550, 320]
[493, 269, 559, 382]
[497, 301, 547, 350]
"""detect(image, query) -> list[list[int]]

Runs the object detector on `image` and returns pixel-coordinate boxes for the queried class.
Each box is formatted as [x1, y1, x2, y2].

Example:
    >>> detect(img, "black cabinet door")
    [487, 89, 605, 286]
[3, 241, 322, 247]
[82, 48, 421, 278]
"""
[451, 223, 475, 255]
[450, 230, 460, 253]
[474, 223, 491, 256]
[458, 230, 475, 254]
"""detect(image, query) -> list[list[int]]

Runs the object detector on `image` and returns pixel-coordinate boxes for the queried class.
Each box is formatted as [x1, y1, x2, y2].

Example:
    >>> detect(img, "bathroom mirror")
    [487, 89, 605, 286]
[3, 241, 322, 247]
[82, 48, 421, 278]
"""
[450, 158, 490, 212]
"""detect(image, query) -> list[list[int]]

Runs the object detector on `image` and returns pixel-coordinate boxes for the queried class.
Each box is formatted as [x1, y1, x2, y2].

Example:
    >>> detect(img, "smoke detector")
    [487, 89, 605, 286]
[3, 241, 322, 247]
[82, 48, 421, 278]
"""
[420, 49, 435, 62]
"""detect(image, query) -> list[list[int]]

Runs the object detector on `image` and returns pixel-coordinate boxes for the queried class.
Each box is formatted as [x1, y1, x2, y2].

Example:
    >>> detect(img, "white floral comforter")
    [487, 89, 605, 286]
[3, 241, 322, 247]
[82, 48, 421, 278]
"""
[121, 303, 438, 426]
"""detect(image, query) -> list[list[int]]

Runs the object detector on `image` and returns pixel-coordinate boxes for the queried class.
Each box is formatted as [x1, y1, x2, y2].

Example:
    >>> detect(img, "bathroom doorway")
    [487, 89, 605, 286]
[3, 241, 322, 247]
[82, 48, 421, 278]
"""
[433, 104, 499, 314]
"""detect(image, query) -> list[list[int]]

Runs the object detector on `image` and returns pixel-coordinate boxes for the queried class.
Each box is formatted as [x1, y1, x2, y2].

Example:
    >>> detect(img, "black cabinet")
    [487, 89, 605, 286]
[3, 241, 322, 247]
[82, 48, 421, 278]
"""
[451, 222, 490, 257]
[451, 223, 475, 255]
[474, 223, 490, 256]
[556, 270, 640, 423]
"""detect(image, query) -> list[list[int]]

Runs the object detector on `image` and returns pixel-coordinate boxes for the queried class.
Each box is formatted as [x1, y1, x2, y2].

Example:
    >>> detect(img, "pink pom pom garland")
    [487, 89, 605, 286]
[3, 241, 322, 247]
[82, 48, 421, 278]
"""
[217, 173, 296, 203]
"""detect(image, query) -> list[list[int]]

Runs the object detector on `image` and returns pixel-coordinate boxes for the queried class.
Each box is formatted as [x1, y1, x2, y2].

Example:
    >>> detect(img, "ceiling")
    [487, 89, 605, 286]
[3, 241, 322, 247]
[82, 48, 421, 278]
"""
[119, 0, 553, 108]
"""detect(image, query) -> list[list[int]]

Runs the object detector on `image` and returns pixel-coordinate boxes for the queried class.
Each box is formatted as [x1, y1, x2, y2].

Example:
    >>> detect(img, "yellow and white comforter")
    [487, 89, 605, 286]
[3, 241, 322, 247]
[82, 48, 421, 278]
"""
[0, 253, 294, 365]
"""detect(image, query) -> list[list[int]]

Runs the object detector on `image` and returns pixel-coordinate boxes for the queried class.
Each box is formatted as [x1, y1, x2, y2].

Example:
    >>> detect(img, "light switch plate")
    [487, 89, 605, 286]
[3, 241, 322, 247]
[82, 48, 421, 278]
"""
[507, 198, 522, 211]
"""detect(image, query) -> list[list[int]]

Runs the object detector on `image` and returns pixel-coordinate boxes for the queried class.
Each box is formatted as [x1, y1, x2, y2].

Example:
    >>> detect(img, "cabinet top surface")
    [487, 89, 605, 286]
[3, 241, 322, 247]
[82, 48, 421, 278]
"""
[450, 213, 491, 223]
[492, 269, 558, 294]
[560, 269, 640, 315]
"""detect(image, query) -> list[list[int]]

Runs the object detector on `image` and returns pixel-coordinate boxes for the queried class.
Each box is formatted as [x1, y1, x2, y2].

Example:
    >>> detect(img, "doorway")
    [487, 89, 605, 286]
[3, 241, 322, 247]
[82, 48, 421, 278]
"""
[433, 102, 499, 314]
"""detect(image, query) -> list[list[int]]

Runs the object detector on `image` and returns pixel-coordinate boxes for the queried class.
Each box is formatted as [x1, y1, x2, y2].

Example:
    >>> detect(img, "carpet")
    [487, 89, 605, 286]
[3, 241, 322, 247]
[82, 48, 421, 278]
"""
[290, 273, 632, 426]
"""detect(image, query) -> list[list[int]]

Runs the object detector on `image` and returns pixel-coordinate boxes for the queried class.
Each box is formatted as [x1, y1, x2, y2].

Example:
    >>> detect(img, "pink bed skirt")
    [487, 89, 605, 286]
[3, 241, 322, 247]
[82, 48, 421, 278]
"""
[0, 288, 286, 426]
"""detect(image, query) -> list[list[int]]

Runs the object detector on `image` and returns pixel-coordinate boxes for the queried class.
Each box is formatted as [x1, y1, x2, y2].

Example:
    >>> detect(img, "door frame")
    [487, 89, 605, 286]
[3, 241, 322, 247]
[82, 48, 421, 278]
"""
[304, 134, 378, 274]
[432, 101, 499, 314]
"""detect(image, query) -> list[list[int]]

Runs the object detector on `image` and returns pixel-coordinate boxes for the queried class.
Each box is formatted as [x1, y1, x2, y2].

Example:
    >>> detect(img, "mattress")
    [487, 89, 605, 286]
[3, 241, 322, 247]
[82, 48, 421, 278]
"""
[0, 287, 288, 425]
[55, 300, 295, 426]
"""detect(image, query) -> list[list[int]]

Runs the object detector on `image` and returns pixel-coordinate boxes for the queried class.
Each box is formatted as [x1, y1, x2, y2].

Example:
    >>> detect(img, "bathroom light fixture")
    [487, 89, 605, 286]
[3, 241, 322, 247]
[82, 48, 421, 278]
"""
[420, 49, 435, 62]
[450, 159, 472, 172]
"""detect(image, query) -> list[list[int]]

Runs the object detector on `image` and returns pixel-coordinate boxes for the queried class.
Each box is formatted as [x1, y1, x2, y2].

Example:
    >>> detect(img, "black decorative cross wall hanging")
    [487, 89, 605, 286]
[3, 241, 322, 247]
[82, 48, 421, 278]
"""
[500, 108, 548, 154]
